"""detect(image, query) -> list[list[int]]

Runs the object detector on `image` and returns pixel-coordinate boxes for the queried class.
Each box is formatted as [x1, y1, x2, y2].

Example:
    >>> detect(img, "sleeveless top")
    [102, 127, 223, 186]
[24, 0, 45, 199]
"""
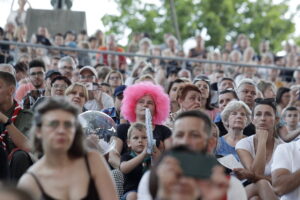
[27, 155, 100, 200]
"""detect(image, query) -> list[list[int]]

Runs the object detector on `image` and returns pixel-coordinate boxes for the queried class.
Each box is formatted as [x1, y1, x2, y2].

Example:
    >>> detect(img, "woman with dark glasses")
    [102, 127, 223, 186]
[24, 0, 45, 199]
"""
[234, 98, 281, 200]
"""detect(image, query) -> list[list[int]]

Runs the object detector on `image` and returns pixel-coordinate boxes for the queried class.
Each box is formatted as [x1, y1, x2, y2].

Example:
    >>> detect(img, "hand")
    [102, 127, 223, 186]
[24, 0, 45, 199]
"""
[289, 89, 298, 104]
[233, 168, 253, 180]
[85, 134, 101, 151]
[256, 128, 269, 143]
[151, 145, 161, 161]
[0, 112, 8, 124]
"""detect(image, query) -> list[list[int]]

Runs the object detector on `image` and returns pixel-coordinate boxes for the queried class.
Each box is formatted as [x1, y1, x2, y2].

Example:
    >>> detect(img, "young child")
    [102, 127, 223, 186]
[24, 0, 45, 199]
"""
[120, 122, 151, 200]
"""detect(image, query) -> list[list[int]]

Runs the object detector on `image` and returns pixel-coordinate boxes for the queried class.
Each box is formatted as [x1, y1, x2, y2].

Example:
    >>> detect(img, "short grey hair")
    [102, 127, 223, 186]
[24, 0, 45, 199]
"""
[58, 56, 75, 69]
[221, 100, 252, 129]
[236, 78, 257, 91]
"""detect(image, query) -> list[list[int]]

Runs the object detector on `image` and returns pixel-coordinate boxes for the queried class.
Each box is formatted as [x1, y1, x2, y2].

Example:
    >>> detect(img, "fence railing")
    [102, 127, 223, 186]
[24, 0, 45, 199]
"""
[0, 40, 299, 71]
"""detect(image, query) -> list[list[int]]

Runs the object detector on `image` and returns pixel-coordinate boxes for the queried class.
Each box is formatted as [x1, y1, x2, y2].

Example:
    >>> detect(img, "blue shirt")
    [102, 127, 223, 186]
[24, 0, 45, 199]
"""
[215, 136, 240, 161]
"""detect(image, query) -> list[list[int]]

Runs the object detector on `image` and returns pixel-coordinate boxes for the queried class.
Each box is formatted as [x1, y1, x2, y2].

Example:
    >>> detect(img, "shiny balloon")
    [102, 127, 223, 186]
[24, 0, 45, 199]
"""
[78, 111, 117, 155]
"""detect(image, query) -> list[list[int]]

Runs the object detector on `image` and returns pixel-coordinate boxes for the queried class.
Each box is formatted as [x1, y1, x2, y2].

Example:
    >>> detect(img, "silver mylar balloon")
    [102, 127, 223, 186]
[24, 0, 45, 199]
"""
[78, 111, 117, 155]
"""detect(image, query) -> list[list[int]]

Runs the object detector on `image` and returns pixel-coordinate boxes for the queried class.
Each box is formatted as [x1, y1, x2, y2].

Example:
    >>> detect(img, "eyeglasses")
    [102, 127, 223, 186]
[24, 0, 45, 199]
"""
[109, 76, 121, 80]
[43, 120, 75, 130]
[30, 72, 44, 77]
[255, 98, 276, 107]
[219, 88, 237, 95]
[80, 75, 95, 80]
[52, 84, 68, 89]
[193, 76, 210, 84]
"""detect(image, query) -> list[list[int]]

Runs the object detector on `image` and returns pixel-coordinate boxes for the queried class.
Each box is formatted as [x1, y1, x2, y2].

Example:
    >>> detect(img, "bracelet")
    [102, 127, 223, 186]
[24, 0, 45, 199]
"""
[3, 118, 12, 128]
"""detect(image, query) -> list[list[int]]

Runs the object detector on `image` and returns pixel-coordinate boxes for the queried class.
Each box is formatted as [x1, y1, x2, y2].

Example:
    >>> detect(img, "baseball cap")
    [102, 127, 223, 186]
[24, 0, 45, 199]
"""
[114, 85, 126, 97]
[45, 70, 61, 80]
[79, 66, 98, 79]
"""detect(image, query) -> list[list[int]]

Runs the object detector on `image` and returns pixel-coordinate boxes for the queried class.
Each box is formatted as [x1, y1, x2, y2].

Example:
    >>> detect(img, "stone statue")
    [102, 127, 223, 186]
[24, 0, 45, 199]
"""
[51, 0, 73, 10]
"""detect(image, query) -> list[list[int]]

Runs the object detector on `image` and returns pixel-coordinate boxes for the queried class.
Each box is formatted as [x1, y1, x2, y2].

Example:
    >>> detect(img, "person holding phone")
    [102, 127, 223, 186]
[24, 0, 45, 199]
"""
[79, 66, 113, 111]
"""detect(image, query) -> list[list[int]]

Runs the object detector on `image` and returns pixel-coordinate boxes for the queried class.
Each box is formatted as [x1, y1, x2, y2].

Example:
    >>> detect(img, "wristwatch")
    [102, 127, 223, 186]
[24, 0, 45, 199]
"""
[3, 118, 12, 128]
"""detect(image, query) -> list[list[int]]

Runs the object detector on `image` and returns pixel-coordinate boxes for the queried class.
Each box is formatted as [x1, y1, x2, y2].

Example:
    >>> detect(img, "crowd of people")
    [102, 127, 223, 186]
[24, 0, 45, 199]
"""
[1, 1, 300, 200]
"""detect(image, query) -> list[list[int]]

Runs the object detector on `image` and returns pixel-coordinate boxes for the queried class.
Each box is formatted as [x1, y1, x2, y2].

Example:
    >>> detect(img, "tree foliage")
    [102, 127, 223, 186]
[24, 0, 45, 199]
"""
[102, 0, 298, 51]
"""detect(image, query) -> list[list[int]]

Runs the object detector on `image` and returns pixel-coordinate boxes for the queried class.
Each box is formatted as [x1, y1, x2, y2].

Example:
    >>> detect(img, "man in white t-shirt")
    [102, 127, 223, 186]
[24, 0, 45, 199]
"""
[137, 110, 247, 200]
[272, 140, 300, 200]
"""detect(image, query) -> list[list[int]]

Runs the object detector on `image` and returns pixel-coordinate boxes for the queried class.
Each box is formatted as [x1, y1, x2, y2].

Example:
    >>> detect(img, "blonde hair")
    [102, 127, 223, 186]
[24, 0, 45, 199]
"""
[221, 100, 252, 129]
[65, 82, 89, 101]
[127, 122, 147, 139]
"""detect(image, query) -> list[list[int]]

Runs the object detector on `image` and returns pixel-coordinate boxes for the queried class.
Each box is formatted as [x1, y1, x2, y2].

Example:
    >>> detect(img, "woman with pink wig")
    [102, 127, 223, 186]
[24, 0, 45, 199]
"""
[108, 82, 172, 168]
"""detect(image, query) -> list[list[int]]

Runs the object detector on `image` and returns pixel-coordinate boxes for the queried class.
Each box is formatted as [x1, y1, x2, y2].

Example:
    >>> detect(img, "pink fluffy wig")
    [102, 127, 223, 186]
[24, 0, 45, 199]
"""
[121, 82, 170, 124]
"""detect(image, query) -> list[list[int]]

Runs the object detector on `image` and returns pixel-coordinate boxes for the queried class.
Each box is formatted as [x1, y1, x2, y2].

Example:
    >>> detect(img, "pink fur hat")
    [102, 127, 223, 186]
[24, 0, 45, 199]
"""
[121, 82, 170, 124]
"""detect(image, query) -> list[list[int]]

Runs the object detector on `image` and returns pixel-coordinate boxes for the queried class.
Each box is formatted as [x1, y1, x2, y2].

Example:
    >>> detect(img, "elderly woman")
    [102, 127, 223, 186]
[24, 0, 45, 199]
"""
[234, 98, 281, 200]
[215, 100, 251, 160]
[18, 97, 117, 200]
[65, 83, 89, 112]
[193, 75, 219, 120]
[109, 82, 171, 168]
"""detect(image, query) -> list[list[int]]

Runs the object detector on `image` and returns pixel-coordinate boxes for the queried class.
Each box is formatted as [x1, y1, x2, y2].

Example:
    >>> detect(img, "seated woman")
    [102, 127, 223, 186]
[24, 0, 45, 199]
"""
[108, 82, 171, 169]
[234, 98, 281, 200]
[193, 75, 219, 121]
[65, 82, 89, 112]
[165, 83, 202, 129]
[18, 97, 118, 200]
[215, 100, 251, 160]
[167, 79, 186, 113]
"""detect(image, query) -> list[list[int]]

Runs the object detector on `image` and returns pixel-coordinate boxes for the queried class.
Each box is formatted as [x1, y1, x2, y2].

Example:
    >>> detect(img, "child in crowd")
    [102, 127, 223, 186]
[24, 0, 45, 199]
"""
[282, 106, 300, 140]
[120, 122, 152, 200]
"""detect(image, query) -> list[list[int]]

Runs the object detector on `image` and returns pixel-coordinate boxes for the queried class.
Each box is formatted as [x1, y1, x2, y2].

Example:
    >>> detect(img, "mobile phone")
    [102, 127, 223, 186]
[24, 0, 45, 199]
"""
[84, 82, 94, 91]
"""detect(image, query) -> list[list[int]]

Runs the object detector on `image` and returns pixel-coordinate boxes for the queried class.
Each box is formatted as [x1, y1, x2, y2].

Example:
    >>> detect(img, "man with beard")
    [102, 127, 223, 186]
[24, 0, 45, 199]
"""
[137, 110, 247, 200]
[15, 59, 46, 108]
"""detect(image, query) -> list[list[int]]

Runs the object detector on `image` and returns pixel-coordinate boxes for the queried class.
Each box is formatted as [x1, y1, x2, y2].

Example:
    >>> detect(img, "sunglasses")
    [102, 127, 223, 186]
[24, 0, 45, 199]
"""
[193, 76, 210, 85]
[255, 98, 276, 107]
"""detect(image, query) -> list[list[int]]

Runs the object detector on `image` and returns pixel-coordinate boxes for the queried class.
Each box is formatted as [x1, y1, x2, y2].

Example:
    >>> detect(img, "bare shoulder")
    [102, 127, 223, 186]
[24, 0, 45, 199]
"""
[86, 151, 108, 169]
[87, 151, 108, 176]
[18, 170, 41, 199]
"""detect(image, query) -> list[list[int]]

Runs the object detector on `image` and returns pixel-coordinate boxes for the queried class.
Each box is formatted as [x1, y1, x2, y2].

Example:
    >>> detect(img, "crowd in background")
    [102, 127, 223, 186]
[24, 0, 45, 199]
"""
[1, 1, 300, 200]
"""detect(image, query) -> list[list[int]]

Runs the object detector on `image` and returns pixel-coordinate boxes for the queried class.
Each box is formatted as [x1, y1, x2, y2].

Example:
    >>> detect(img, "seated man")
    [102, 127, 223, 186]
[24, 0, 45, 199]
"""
[102, 85, 126, 125]
[0, 71, 33, 181]
[272, 139, 300, 199]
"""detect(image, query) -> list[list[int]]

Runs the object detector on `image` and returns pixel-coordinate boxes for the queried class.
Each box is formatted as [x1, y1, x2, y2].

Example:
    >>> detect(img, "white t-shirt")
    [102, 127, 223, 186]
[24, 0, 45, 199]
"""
[235, 135, 282, 176]
[137, 171, 247, 200]
[271, 140, 300, 200]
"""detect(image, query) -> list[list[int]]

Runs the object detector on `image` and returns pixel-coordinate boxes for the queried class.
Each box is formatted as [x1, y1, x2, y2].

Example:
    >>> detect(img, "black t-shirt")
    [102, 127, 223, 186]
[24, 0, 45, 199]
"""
[0, 146, 8, 180]
[121, 152, 151, 193]
[117, 123, 172, 155]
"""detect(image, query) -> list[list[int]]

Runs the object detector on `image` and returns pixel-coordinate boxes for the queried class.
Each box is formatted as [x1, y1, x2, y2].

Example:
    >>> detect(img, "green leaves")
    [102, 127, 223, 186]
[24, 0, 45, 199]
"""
[101, 0, 297, 50]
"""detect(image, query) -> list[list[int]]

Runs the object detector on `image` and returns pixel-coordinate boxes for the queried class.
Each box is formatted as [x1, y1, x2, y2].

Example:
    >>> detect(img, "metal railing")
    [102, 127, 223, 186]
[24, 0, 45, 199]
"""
[0, 40, 299, 71]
